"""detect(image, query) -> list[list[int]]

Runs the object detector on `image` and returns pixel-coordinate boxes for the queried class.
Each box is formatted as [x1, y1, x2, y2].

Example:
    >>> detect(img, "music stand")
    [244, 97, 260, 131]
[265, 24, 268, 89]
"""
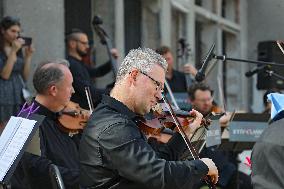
[220, 113, 269, 152]
[0, 103, 44, 186]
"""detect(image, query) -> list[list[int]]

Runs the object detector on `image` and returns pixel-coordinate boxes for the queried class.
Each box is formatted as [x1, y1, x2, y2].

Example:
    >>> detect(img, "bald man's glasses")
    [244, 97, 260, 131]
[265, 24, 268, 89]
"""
[76, 40, 89, 46]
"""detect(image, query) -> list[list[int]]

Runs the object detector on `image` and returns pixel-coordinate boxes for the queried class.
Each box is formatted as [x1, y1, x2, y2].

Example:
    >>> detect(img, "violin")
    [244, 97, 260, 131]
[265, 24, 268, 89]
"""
[57, 101, 91, 136]
[211, 104, 223, 114]
[137, 110, 211, 136]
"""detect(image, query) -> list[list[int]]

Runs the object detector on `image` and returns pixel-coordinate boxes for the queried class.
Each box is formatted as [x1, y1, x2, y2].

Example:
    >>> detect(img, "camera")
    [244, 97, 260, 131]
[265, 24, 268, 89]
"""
[20, 37, 32, 46]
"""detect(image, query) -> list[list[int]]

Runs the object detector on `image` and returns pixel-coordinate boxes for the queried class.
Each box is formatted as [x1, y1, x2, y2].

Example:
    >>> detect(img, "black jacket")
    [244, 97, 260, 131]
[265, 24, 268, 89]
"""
[23, 100, 80, 189]
[79, 95, 209, 189]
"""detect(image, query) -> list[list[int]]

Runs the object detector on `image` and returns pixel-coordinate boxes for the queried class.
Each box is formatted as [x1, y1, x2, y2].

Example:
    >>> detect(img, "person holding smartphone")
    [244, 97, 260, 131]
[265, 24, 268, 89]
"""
[0, 16, 34, 129]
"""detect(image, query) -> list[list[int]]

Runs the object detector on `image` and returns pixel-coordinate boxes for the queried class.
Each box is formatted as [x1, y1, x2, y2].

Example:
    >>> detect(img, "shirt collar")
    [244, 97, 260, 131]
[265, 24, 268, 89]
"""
[33, 100, 60, 120]
[101, 95, 138, 120]
[67, 55, 83, 64]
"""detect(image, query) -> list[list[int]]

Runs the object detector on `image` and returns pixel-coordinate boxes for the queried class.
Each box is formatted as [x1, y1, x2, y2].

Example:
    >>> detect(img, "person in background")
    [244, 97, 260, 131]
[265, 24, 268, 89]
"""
[188, 83, 252, 189]
[66, 29, 118, 109]
[0, 16, 34, 129]
[156, 46, 197, 92]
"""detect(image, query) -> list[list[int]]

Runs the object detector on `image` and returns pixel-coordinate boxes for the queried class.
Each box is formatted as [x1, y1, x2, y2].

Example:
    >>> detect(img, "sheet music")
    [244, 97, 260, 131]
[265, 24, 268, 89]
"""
[0, 116, 36, 181]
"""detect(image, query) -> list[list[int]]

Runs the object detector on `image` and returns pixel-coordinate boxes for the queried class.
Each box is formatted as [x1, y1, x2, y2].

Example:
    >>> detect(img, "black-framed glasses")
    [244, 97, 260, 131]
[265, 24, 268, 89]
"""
[139, 71, 164, 92]
[76, 40, 89, 46]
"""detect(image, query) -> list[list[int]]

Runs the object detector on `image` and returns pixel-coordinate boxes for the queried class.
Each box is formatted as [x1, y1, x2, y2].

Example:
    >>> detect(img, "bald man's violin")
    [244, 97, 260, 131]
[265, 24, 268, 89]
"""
[57, 101, 91, 136]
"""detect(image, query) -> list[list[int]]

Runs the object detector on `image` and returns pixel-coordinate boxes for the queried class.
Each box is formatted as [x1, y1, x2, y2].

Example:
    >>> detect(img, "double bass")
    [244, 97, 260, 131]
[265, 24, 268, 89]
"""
[92, 15, 118, 76]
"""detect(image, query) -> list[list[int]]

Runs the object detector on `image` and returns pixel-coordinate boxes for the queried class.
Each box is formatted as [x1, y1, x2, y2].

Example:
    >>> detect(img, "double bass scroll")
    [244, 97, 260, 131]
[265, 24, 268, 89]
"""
[92, 15, 118, 76]
[177, 38, 194, 89]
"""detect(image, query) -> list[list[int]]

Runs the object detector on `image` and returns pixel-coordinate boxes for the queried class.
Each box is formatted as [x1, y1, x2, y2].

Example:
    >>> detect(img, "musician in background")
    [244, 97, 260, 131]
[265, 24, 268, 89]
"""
[79, 47, 218, 189]
[23, 60, 89, 189]
[156, 46, 197, 92]
[188, 83, 252, 189]
[66, 28, 118, 109]
[188, 83, 231, 125]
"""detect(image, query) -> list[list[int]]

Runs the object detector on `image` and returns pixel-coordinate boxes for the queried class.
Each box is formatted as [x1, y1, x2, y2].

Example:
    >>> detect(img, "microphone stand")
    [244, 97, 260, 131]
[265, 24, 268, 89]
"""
[265, 69, 284, 81]
[213, 54, 284, 81]
[214, 54, 284, 67]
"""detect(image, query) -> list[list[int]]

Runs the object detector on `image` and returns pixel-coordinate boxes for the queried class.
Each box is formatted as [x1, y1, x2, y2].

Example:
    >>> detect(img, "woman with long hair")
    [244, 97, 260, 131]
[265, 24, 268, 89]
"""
[0, 16, 34, 128]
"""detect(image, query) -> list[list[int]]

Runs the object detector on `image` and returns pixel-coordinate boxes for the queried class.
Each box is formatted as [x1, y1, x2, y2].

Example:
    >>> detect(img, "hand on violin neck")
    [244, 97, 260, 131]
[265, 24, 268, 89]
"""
[219, 111, 232, 127]
[181, 109, 203, 138]
[183, 109, 203, 138]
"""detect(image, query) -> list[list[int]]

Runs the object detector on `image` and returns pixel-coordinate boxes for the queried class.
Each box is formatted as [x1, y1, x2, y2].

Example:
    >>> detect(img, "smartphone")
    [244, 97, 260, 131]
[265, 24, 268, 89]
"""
[21, 37, 32, 46]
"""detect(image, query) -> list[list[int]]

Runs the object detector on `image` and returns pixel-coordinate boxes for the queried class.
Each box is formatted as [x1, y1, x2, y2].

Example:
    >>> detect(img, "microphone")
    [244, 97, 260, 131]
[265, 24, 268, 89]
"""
[195, 43, 216, 82]
[245, 65, 269, 77]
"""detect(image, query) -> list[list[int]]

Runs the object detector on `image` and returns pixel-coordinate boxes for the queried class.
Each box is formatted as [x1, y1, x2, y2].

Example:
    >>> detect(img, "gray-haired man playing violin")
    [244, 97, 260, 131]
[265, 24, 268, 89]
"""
[79, 47, 218, 189]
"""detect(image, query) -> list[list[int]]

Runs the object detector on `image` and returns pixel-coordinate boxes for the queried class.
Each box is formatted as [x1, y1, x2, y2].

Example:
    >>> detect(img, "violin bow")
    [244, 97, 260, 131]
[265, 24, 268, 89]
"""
[217, 75, 226, 113]
[164, 79, 207, 150]
[161, 93, 216, 189]
[161, 93, 198, 159]
[164, 80, 180, 110]
[85, 87, 94, 114]
[217, 75, 237, 125]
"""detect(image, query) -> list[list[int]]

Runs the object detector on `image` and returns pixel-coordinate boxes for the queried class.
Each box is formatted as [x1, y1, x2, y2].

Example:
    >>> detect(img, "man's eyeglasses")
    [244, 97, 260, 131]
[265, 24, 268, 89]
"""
[76, 40, 89, 46]
[195, 97, 214, 103]
[139, 71, 164, 92]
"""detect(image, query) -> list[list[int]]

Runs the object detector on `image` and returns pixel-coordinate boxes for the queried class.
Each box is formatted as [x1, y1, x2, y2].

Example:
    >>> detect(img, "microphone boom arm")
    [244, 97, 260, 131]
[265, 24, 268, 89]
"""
[214, 54, 284, 67]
